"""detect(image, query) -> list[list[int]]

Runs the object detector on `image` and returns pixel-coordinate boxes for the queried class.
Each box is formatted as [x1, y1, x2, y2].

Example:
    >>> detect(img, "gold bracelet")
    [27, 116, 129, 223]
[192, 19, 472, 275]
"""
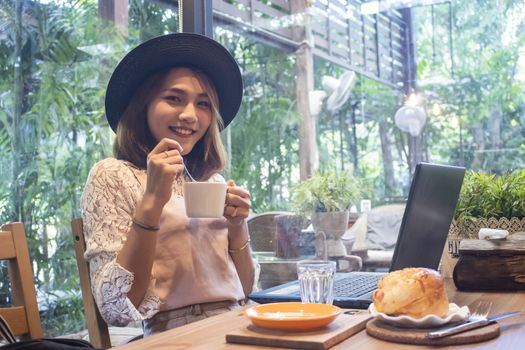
[132, 218, 160, 231]
[228, 238, 251, 254]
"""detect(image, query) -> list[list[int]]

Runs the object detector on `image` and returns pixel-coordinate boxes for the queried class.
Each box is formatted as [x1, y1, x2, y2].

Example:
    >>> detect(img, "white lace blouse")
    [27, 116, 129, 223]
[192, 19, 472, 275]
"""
[81, 158, 245, 326]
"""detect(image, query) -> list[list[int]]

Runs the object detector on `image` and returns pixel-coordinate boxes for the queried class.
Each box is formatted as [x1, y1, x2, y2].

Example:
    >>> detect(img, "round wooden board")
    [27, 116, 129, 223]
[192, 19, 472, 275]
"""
[366, 319, 500, 345]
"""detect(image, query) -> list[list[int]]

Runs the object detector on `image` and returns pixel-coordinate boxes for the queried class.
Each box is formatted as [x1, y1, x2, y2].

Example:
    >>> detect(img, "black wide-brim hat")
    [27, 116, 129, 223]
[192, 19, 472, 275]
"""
[105, 33, 243, 132]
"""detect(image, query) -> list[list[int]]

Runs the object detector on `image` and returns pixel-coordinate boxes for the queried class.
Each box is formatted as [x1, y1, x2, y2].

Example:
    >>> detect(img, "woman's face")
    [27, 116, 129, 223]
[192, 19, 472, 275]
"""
[147, 67, 213, 155]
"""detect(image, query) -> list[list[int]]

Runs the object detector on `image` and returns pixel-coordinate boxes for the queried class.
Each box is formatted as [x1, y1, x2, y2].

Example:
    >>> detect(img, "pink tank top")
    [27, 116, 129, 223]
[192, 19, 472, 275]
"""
[132, 168, 245, 311]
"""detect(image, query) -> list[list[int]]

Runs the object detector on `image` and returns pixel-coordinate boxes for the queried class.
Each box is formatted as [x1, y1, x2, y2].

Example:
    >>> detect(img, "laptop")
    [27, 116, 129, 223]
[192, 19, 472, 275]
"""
[248, 162, 466, 309]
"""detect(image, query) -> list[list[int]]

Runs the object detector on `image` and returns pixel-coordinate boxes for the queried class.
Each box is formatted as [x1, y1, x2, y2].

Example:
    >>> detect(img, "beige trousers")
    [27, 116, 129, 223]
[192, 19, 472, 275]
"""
[143, 300, 243, 336]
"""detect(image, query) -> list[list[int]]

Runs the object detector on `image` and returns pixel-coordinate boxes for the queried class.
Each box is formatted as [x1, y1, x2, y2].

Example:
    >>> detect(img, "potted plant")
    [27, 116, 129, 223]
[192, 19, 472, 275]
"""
[291, 170, 363, 257]
[450, 169, 525, 239]
[440, 169, 525, 277]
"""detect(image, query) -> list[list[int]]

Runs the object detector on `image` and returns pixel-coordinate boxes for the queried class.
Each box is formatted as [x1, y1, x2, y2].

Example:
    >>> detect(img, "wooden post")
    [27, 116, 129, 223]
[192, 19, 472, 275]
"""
[180, 0, 213, 37]
[291, 0, 318, 180]
[99, 0, 128, 35]
[400, 8, 419, 175]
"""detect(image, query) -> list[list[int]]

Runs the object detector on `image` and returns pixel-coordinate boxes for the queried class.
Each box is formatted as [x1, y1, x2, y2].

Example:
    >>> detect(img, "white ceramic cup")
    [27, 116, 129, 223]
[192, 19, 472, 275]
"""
[183, 182, 227, 218]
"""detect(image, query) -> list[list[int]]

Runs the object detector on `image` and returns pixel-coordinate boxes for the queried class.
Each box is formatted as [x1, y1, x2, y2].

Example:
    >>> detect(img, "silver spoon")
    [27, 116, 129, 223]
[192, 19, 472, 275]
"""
[182, 158, 196, 182]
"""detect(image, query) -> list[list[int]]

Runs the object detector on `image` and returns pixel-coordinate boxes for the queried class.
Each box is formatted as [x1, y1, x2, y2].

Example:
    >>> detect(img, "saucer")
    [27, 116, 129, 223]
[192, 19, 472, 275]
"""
[245, 302, 342, 331]
[368, 303, 470, 328]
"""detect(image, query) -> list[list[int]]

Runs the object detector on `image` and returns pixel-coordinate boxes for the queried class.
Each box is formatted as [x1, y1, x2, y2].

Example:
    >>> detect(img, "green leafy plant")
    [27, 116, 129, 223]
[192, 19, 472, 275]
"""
[291, 170, 363, 215]
[454, 169, 525, 234]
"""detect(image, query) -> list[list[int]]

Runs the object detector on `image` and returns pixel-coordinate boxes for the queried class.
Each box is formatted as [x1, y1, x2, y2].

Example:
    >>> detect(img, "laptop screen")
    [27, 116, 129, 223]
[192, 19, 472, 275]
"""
[389, 162, 466, 272]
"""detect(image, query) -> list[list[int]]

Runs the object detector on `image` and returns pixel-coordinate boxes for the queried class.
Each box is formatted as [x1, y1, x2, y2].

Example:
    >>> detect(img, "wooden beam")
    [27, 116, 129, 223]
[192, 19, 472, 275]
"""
[291, 0, 318, 180]
[214, 0, 406, 89]
[98, 0, 128, 35]
[400, 8, 421, 174]
[180, 0, 213, 37]
[400, 8, 417, 94]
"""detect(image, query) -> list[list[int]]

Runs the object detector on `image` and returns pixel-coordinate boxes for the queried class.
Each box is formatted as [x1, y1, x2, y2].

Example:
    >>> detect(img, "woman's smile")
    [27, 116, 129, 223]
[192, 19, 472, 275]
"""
[169, 126, 196, 137]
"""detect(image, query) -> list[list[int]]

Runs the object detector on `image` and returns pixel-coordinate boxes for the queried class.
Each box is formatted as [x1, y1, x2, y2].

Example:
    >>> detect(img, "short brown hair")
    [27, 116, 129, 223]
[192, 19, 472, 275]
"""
[112, 68, 227, 180]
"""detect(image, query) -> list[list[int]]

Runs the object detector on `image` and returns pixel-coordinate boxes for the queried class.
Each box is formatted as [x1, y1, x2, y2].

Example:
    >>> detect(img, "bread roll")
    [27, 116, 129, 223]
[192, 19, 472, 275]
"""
[372, 267, 449, 318]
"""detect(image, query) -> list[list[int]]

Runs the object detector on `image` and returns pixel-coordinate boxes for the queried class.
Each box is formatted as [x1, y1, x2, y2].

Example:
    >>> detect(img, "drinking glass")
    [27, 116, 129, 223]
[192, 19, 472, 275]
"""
[296, 260, 336, 304]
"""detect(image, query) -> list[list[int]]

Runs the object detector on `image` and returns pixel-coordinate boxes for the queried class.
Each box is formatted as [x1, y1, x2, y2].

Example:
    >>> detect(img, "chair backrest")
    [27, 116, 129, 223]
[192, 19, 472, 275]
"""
[0, 222, 43, 340]
[247, 211, 305, 252]
[71, 218, 111, 349]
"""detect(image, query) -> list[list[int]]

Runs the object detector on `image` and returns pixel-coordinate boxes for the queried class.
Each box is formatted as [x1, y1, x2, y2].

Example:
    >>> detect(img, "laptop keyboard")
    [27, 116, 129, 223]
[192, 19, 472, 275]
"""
[333, 274, 383, 298]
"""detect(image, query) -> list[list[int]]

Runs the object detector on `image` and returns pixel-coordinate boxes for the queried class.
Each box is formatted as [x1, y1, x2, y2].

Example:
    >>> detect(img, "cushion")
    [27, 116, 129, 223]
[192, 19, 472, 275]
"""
[366, 210, 404, 250]
[342, 204, 406, 253]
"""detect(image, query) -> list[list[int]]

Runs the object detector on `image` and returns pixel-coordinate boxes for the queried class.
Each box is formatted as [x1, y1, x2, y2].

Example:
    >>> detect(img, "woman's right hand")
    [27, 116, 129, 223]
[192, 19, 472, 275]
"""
[135, 138, 184, 225]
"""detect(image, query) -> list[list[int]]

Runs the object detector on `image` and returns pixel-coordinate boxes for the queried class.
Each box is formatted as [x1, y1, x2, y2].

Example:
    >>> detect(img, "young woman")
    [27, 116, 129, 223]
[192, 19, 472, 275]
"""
[81, 33, 255, 335]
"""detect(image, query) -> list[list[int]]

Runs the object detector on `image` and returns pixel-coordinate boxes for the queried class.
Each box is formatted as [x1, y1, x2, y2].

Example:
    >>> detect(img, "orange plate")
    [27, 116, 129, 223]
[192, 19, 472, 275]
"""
[244, 302, 342, 331]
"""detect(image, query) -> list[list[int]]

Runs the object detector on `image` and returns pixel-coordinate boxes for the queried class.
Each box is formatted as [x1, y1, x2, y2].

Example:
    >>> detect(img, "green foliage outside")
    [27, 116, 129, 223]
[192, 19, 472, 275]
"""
[0, 0, 177, 336]
[291, 170, 364, 215]
[220, 31, 300, 211]
[0, 0, 524, 337]
[314, 59, 404, 201]
[454, 169, 525, 229]
[416, 0, 525, 172]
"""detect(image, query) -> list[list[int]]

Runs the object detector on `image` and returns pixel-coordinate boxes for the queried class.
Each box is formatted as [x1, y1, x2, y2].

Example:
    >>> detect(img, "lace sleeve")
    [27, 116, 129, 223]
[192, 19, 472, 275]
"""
[81, 158, 161, 326]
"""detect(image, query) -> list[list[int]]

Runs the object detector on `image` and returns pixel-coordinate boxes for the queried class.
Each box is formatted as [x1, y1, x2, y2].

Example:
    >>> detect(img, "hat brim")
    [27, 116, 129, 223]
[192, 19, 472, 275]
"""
[105, 33, 243, 132]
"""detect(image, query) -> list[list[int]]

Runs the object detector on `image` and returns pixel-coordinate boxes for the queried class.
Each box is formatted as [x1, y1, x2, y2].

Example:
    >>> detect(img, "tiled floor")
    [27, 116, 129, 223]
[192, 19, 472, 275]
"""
[64, 325, 143, 346]
[105, 326, 143, 346]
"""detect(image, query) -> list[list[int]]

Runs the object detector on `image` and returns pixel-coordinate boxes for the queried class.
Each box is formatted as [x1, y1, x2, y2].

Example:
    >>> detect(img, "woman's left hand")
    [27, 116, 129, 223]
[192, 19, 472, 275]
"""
[224, 180, 251, 226]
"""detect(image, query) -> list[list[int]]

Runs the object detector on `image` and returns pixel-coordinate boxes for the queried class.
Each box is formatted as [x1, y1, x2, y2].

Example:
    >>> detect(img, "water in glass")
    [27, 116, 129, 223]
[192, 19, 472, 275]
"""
[297, 260, 336, 304]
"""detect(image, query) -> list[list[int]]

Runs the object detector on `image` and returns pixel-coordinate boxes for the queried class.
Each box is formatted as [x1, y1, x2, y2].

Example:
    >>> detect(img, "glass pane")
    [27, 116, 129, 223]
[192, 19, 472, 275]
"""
[0, 262, 12, 307]
[0, 0, 179, 336]
[214, 0, 525, 291]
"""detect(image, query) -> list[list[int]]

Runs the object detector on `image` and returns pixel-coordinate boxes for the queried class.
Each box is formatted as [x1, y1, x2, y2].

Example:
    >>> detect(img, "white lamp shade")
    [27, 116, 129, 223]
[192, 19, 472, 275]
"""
[394, 105, 427, 136]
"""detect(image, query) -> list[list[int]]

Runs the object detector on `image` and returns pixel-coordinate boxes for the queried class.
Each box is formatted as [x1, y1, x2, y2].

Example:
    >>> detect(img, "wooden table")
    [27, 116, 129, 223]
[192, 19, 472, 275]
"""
[254, 252, 303, 289]
[255, 252, 365, 290]
[114, 279, 525, 350]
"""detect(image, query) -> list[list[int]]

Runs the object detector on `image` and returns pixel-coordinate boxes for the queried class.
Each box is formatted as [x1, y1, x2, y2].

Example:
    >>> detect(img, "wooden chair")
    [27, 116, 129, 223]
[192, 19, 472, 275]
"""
[247, 211, 307, 253]
[0, 222, 43, 340]
[71, 218, 143, 348]
[346, 204, 405, 271]
[71, 218, 111, 349]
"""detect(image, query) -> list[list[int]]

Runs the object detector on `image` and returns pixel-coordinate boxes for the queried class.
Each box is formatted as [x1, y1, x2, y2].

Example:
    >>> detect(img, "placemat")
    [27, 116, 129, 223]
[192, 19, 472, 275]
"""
[366, 319, 500, 345]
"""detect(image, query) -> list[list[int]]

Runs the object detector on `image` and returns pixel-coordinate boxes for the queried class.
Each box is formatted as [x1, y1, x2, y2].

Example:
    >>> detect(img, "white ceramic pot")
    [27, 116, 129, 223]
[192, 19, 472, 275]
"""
[311, 211, 349, 258]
